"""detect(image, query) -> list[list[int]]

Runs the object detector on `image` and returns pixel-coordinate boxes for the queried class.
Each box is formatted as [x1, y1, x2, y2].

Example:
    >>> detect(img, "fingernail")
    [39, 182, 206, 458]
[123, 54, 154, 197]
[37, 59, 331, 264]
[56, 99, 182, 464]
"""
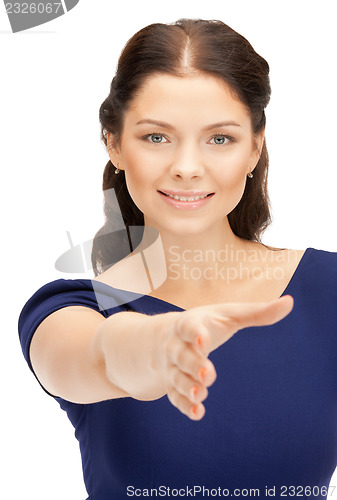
[196, 335, 203, 349]
[190, 405, 198, 418]
[190, 386, 198, 399]
[198, 366, 207, 382]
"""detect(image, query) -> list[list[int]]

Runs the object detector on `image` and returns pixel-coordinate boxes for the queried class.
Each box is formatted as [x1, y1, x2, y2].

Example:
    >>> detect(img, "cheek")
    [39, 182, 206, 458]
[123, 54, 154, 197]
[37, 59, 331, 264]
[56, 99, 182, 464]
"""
[221, 169, 247, 206]
[214, 150, 250, 209]
[214, 148, 250, 185]
[121, 148, 155, 212]
[122, 142, 158, 180]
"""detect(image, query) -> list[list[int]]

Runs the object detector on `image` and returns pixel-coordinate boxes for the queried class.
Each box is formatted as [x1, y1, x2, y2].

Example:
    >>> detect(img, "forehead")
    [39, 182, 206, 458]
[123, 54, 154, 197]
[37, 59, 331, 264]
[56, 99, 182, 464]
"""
[125, 73, 251, 128]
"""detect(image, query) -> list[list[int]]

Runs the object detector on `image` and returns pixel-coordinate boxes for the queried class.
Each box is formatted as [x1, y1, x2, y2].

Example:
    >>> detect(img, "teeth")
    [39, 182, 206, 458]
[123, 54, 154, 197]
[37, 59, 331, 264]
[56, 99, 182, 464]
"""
[166, 193, 209, 201]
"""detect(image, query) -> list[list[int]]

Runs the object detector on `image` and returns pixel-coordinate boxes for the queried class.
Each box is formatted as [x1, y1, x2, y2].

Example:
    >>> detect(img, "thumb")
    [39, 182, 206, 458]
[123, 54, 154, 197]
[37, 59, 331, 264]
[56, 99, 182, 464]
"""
[248, 294, 294, 327]
[195, 295, 295, 355]
[222, 294, 295, 331]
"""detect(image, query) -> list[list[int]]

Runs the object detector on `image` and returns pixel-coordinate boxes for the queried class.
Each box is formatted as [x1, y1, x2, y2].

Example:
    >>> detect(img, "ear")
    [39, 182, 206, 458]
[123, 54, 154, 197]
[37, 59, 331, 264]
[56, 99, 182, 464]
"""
[107, 133, 123, 170]
[248, 128, 265, 176]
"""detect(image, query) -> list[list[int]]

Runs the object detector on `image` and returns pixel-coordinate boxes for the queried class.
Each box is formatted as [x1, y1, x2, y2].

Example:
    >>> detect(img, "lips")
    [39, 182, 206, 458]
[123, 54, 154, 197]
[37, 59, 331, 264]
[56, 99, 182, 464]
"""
[158, 190, 214, 201]
[158, 190, 215, 209]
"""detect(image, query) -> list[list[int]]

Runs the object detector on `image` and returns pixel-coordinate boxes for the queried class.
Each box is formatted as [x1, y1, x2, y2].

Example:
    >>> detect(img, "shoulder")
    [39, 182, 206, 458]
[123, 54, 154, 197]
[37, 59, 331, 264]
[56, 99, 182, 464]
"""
[304, 246, 337, 268]
[306, 247, 337, 282]
[18, 278, 135, 331]
[255, 246, 337, 294]
[18, 279, 103, 352]
[281, 247, 337, 296]
[265, 246, 337, 268]
[18, 277, 137, 378]
[18, 278, 103, 325]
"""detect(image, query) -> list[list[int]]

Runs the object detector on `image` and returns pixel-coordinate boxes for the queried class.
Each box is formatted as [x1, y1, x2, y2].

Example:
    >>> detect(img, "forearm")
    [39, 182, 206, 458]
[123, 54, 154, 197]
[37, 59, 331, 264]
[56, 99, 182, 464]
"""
[91, 310, 181, 401]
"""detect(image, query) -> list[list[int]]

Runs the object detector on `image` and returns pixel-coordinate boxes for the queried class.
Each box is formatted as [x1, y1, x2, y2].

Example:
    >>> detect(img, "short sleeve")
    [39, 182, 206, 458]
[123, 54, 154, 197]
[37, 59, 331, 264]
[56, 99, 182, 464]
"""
[17, 278, 107, 394]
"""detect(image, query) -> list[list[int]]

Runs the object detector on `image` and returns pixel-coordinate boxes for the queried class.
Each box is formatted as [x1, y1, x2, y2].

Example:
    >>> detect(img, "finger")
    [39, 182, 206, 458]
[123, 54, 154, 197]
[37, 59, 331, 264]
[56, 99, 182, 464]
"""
[167, 386, 206, 421]
[168, 365, 209, 403]
[169, 342, 217, 387]
[210, 294, 294, 331]
[174, 313, 212, 354]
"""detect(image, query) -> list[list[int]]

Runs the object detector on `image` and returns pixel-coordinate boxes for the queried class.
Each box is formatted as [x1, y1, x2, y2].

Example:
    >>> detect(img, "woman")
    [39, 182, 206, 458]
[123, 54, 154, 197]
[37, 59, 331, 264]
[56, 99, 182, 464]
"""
[18, 18, 337, 499]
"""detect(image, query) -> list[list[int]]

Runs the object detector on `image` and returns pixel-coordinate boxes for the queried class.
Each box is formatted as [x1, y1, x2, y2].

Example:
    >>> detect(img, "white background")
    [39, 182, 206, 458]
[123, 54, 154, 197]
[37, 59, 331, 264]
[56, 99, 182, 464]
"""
[1, 0, 337, 498]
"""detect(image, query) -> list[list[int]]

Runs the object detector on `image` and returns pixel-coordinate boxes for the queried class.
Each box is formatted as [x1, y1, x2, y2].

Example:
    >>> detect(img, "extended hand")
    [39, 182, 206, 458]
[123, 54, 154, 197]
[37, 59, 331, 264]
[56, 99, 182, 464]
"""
[162, 295, 294, 420]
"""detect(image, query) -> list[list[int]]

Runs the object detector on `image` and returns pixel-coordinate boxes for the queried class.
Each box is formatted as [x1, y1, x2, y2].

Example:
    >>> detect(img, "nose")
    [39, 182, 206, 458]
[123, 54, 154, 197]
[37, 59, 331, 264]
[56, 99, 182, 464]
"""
[170, 141, 205, 180]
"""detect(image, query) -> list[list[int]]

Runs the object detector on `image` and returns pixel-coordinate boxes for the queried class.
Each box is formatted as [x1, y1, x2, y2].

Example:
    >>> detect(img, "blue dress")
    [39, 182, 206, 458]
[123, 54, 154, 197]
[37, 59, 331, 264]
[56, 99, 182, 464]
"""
[18, 247, 337, 499]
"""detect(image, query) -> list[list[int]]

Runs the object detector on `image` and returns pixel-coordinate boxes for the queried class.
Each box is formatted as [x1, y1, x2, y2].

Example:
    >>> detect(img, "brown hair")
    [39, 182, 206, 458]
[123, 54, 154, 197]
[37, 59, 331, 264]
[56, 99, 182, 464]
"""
[92, 18, 273, 276]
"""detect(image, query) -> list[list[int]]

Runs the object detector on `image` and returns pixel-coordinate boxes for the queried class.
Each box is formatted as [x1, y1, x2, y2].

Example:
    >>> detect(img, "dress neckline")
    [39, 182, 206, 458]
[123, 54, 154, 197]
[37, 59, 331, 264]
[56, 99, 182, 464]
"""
[87, 247, 313, 312]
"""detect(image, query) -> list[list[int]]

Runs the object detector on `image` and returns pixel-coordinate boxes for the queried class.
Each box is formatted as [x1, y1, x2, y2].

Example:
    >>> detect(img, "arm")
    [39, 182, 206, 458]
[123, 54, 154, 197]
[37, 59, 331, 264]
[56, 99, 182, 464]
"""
[29, 306, 181, 404]
[30, 295, 294, 419]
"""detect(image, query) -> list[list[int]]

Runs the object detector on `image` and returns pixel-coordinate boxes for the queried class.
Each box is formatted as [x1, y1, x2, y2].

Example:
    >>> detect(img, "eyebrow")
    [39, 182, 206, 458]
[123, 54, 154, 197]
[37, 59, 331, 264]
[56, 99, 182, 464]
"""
[135, 119, 242, 130]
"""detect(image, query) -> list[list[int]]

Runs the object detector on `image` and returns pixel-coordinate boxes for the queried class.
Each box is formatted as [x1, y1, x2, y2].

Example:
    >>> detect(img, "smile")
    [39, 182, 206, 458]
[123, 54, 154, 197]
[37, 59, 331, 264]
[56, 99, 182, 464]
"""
[163, 193, 210, 202]
[158, 191, 215, 210]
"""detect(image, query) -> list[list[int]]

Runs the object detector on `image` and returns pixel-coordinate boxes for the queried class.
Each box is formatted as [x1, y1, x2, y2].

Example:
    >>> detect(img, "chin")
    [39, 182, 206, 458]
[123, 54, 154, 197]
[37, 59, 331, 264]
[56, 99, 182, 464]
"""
[165, 222, 211, 237]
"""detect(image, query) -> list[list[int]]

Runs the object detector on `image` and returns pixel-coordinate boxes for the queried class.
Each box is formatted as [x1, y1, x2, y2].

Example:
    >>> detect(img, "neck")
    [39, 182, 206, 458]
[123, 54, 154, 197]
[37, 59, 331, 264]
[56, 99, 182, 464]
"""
[132, 218, 259, 292]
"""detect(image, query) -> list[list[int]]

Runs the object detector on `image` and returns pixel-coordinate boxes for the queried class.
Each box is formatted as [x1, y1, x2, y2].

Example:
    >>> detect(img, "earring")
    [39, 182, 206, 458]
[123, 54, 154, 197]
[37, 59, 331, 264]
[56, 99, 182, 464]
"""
[247, 171, 254, 178]
[114, 163, 120, 174]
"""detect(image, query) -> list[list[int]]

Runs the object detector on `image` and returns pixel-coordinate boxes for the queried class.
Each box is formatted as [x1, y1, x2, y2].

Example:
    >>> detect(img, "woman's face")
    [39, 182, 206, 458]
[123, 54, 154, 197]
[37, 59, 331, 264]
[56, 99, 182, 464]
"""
[108, 73, 264, 236]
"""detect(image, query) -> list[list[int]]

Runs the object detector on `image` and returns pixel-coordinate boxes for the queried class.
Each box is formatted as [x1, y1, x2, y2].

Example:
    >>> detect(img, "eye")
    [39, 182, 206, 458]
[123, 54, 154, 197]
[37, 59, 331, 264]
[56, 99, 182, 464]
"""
[209, 134, 234, 146]
[144, 133, 169, 144]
